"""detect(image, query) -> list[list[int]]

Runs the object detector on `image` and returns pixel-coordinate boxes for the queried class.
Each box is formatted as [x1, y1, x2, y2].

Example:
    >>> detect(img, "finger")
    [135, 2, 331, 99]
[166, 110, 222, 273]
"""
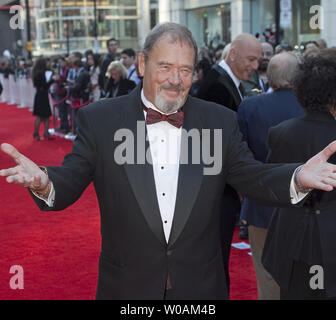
[0, 166, 21, 177]
[6, 174, 25, 185]
[313, 181, 333, 192]
[319, 141, 336, 162]
[327, 172, 336, 180]
[1, 143, 22, 165]
[321, 177, 336, 188]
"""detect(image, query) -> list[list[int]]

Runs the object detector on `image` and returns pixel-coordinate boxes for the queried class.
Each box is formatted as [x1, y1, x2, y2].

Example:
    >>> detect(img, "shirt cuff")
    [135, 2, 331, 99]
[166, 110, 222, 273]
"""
[32, 182, 55, 207]
[290, 171, 309, 204]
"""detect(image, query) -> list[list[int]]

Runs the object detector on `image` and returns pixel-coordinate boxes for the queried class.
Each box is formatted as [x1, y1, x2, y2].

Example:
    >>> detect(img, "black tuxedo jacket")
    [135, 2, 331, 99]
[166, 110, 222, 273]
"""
[262, 111, 336, 297]
[32, 85, 298, 300]
[197, 64, 242, 112]
[104, 78, 136, 98]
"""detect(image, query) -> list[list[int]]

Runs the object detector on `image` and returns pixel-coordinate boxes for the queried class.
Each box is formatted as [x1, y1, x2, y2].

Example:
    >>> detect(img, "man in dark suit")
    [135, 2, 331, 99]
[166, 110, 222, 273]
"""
[237, 52, 304, 299]
[1, 23, 336, 300]
[262, 49, 336, 299]
[198, 33, 262, 111]
[198, 33, 262, 278]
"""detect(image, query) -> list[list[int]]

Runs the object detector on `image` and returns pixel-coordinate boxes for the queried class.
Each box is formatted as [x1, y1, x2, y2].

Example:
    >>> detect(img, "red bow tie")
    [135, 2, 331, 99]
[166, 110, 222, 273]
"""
[143, 105, 184, 128]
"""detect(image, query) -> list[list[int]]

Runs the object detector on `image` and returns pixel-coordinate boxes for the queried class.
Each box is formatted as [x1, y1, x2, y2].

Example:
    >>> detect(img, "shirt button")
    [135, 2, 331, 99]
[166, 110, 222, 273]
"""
[164, 220, 167, 224]
[162, 193, 165, 196]
[161, 166, 164, 170]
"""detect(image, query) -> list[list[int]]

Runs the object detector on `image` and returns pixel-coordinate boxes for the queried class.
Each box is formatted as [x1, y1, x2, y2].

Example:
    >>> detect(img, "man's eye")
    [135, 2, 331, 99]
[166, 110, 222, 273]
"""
[181, 69, 192, 76]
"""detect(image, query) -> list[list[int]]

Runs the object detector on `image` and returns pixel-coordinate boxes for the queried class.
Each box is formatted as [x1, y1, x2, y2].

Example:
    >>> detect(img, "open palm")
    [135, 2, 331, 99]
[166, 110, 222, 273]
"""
[0, 143, 49, 191]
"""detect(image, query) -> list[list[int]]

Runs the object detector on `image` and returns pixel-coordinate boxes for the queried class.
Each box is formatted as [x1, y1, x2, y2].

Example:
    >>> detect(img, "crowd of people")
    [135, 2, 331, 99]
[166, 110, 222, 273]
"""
[0, 35, 327, 142]
[1, 23, 336, 301]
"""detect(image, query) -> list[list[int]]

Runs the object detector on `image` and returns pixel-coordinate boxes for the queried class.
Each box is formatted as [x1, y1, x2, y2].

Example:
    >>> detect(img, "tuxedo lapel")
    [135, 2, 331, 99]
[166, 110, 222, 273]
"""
[121, 87, 167, 247]
[214, 65, 242, 107]
[168, 97, 204, 247]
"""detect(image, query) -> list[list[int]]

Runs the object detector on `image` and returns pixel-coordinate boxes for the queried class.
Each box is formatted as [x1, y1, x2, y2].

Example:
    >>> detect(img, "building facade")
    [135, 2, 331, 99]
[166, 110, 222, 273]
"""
[32, 0, 145, 56]
[1, 0, 335, 58]
[159, 0, 336, 49]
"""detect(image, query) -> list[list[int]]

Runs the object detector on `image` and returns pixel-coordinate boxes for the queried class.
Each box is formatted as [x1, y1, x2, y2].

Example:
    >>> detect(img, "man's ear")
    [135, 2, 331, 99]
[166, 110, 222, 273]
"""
[228, 48, 236, 62]
[137, 53, 146, 77]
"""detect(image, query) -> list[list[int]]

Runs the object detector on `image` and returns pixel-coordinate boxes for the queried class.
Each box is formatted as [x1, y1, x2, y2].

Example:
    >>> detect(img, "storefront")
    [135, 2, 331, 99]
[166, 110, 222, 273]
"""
[33, 0, 140, 56]
[186, 3, 231, 49]
[251, 0, 322, 46]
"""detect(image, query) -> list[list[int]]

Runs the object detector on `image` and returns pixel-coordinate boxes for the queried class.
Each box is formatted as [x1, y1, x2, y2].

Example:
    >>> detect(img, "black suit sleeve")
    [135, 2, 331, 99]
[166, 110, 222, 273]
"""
[31, 108, 97, 211]
[225, 113, 299, 207]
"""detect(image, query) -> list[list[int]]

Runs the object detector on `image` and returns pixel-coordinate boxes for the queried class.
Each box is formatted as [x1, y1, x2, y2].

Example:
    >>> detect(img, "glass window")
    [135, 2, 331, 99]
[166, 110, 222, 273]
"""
[124, 19, 137, 37]
[39, 21, 60, 40]
[62, 9, 81, 17]
[187, 4, 231, 49]
[251, 0, 275, 39]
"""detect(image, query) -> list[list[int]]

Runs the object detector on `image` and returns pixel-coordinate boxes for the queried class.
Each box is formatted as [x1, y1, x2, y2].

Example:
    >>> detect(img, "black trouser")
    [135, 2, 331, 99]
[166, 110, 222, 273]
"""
[57, 99, 70, 132]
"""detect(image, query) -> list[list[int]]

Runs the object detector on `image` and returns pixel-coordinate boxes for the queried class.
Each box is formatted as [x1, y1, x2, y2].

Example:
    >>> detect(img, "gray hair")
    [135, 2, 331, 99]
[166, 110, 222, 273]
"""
[267, 52, 300, 90]
[142, 22, 198, 66]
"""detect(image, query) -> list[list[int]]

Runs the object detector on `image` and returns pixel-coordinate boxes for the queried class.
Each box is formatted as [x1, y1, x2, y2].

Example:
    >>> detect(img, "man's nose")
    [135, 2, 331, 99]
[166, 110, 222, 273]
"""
[252, 60, 259, 70]
[168, 70, 182, 85]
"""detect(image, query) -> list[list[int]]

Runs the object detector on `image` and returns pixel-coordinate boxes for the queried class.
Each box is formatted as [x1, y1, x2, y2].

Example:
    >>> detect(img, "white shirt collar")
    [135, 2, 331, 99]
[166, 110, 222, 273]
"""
[218, 59, 241, 90]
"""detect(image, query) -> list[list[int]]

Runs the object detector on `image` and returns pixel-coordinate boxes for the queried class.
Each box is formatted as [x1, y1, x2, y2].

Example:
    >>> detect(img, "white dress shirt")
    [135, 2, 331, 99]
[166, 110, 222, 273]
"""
[127, 64, 141, 85]
[141, 89, 181, 243]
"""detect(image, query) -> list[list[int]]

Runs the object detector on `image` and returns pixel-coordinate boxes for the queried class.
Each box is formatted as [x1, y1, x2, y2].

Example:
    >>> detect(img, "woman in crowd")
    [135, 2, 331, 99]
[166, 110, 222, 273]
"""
[262, 48, 336, 300]
[104, 61, 136, 98]
[87, 53, 101, 102]
[32, 58, 53, 140]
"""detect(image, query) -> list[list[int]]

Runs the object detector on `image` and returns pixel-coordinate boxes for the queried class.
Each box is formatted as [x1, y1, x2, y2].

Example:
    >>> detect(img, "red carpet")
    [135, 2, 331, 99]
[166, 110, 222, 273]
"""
[0, 102, 257, 300]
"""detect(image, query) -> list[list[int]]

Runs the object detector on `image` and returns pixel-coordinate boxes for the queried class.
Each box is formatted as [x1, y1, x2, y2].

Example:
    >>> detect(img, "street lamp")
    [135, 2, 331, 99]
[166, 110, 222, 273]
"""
[66, 21, 70, 56]
[93, 0, 98, 53]
[275, 0, 280, 45]
[25, 0, 32, 59]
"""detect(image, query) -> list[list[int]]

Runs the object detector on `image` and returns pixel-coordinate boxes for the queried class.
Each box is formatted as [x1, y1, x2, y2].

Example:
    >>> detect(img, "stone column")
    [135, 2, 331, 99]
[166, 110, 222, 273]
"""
[321, 0, 336, 46]
[230, 0, 251, 39]
[138, 0, 151, 48]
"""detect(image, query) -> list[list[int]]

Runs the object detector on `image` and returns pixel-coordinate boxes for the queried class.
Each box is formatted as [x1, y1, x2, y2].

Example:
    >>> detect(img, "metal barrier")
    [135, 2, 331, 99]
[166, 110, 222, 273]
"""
[0, 74, 35, 109]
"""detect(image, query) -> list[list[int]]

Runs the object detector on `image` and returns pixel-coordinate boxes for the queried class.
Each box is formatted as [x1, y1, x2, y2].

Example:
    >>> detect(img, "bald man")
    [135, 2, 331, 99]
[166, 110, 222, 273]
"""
[197, 33, 262, 291]
[198, 33, 262, 111]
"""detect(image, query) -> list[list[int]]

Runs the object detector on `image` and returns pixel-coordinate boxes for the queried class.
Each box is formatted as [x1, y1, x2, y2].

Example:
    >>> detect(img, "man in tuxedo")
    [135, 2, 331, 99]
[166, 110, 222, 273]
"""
[198, 33, 262, 111]
[1, 23, 336, 300]
[237, 52, 304, 299]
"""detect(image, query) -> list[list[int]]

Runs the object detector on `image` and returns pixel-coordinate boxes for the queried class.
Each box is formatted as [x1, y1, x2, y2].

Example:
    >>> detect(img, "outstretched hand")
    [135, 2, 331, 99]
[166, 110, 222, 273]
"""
[0, 143, 49, 191]
[297, 141, 336, 192]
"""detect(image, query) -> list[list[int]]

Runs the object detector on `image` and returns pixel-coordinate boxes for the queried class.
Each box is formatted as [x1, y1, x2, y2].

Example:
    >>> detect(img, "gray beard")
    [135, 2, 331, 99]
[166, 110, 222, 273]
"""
[155, 93, 183, 114]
